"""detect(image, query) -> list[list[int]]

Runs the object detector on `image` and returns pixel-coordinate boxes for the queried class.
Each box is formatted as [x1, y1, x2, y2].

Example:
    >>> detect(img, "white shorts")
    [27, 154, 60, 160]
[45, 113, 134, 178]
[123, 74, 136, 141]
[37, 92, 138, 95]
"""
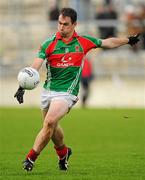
[41, 89, 78, 110]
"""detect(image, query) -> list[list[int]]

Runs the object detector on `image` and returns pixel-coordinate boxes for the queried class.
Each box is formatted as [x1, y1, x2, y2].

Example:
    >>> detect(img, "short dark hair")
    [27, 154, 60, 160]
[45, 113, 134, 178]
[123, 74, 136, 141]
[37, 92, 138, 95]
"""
[60, 8, 77, 24]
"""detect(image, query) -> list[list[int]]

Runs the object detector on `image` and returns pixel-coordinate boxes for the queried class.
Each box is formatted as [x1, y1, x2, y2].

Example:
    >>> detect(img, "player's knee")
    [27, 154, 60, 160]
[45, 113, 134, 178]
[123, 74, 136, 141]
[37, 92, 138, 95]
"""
[44, 116, 56, 128]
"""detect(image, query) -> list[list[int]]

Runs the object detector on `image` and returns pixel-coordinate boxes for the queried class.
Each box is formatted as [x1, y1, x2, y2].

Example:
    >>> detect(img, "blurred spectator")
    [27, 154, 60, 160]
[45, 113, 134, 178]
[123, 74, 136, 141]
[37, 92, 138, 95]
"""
[48, 1, 60, 21]
[81, 58, 93, 107]
[95, 5, 118, 39]
[138, 4, 145, 49]
[123, 5, 143, 51]
[105, 0, 112, 5]
[124, 5, 142, 36]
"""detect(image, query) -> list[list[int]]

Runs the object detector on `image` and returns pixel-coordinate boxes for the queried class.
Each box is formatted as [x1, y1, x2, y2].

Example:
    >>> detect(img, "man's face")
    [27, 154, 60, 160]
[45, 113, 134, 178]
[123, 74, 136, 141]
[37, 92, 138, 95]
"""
[58, 14, 76, 38]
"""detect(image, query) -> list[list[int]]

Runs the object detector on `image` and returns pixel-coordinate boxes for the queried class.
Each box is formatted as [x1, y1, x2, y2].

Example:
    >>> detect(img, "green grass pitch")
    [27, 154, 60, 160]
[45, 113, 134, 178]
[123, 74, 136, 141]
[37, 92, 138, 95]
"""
[0, 107, 145, 180]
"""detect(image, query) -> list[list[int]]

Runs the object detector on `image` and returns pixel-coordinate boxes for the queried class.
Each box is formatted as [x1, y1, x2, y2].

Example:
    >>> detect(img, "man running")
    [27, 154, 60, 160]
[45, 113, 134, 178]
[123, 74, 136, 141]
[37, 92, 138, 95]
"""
[14, 7, 140, 171]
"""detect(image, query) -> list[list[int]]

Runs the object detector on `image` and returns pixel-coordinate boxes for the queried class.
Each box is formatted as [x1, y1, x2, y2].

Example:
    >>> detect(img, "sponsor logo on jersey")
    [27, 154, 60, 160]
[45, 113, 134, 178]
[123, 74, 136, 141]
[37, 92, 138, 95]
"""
[57, 55, 74, 67]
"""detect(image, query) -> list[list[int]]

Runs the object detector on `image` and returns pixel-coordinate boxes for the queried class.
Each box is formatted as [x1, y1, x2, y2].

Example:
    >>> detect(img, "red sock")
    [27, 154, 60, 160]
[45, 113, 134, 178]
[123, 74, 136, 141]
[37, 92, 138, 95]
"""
[26, 149, 39, 162]
[54, 145, 68, 159]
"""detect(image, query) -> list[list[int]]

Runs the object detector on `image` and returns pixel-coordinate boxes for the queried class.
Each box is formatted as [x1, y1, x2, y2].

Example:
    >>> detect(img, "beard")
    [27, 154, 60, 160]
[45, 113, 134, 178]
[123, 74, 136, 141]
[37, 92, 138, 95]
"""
[60, 31, 67, 38]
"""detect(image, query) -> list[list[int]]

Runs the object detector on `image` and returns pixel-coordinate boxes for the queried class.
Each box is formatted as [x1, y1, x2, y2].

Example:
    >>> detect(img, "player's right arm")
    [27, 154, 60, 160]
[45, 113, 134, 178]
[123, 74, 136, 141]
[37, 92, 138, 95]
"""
[30, 41, 47, 71]
[14, 57, 44, 104]
[14, 36, 55, 104]
[30, 36, 55, 71]
[31, 58, 44, 71]
[14, 56, 44, 104]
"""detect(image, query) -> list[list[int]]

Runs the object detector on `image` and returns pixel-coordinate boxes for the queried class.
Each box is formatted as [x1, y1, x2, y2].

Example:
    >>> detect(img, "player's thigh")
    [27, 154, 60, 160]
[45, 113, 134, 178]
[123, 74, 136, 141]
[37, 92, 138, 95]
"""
[44, 99, 69, 125]
[42, 109, 48, 120]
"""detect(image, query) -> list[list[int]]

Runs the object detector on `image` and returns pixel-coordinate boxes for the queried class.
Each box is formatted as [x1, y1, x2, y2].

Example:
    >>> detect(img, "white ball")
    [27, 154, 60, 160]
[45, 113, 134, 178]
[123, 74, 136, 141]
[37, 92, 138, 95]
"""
[17, 67, 40, 90]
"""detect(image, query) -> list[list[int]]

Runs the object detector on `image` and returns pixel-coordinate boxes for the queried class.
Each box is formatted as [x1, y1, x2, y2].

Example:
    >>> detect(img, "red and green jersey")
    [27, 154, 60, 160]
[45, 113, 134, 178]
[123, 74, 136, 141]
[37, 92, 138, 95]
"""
[37, 31, 102, 96]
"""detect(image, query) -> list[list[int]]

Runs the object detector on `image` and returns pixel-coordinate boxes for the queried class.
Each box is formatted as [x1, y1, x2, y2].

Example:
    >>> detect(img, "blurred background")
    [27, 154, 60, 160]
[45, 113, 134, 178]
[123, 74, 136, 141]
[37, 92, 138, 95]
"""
[0, 0, 145, 108]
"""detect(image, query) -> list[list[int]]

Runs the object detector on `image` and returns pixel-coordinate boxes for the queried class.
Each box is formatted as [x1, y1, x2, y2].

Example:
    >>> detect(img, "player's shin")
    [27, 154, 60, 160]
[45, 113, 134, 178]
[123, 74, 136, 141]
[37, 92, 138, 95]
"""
[54, 144, 68, 159]
[26, 149, 39, 162]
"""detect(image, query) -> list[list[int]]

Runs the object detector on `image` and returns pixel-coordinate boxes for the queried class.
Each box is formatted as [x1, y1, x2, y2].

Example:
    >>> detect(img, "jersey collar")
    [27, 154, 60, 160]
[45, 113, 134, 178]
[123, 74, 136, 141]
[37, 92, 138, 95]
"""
[56, 31, 79, 40]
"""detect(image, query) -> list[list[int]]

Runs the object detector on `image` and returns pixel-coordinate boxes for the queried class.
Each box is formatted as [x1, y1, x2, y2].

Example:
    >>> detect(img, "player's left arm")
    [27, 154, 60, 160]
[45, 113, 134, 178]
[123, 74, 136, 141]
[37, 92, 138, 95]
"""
[101, 34, 140, 48]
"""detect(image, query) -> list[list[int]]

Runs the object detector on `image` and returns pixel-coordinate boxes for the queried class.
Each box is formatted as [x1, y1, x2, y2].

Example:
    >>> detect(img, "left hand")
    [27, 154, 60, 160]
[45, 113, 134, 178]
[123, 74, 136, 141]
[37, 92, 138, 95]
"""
[128, 34, 140, 46]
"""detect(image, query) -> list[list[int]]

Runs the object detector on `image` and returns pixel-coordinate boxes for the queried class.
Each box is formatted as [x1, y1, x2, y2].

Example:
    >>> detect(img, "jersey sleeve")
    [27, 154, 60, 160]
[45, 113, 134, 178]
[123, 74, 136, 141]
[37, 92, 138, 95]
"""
[83, 35, 102, 48]
[36, 45, 46, 60]
[36, 35, 56, 60]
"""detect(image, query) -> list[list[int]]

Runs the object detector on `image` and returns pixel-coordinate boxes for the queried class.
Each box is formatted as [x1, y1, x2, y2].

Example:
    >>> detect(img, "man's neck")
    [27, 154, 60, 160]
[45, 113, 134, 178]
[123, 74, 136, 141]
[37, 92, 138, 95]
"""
[62, 31, 74, 42]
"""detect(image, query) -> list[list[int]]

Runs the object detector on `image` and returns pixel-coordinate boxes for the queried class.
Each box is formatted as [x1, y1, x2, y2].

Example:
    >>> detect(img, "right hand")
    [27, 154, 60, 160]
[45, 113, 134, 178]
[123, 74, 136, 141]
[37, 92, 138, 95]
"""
[14, 86, 25, 104]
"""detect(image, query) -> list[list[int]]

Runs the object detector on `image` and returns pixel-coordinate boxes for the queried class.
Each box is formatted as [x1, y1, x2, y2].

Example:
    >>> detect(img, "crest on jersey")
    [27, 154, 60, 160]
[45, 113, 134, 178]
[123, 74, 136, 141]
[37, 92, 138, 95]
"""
[75, 45, 80, 52]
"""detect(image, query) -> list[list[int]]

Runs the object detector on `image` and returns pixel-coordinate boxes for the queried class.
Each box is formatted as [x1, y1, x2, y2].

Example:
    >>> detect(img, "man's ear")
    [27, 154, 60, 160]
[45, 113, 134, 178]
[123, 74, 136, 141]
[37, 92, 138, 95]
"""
[73, 22, 77, 27]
